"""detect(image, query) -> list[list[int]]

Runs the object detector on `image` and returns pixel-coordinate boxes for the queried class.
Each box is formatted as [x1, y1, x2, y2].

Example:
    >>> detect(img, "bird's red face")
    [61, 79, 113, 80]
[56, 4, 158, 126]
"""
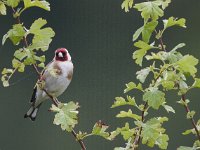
[55, 48, 71, 62]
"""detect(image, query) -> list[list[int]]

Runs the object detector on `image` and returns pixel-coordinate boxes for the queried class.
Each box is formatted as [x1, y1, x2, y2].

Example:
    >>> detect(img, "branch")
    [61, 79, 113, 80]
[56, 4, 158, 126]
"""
[132, 102, 148, 149]
[181, 94, 200, 141]
[12, 8, 87, 150]
[71, 129, 86, 150]
[155, 30, 166, 52]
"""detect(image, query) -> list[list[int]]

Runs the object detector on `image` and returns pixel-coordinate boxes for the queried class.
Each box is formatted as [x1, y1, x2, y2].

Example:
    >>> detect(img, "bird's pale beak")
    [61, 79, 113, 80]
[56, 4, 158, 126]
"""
[58, 52, 63, 58]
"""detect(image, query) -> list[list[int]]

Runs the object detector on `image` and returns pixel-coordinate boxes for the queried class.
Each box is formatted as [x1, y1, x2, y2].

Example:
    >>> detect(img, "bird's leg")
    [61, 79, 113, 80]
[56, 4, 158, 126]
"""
[52, 97, 61, 107]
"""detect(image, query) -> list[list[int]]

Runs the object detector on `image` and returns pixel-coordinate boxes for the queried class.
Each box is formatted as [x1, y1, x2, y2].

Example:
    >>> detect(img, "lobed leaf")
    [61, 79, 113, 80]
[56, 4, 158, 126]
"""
[92, 121, 110, 139]
[134, 1, 164, 21]
[163, 17, 186, 30]
[2, 24, 26, 45]
[121, 0, 134, 12]
[116, 109, 141, 121]
[50, 101, 79, 132]
[12, 58, 25, 72]
[133, 40, 153, 66]
[124, 82, 143, 93]
[136, 67, 150, 83]
[176, 55, 198, 76]
[141, 117, 169, 149]
[14, 49, 28, 61]
[111, 96, 136, 108]
[28, 18, 55, 51]
[143, 87, 165, 110]
[23, 0, 50, 11]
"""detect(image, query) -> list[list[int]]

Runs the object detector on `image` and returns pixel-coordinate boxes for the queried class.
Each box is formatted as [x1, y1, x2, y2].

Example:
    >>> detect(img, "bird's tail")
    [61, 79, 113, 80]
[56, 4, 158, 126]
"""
[24, 104, 41, 121]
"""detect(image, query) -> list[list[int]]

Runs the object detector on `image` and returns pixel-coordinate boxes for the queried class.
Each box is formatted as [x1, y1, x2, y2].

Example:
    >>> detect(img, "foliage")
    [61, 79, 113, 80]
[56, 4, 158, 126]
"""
[111, 0, 200, 149]
[0, 0, 88, 149]
[1, 0, 200, 150]
[50, 102, 79, 132]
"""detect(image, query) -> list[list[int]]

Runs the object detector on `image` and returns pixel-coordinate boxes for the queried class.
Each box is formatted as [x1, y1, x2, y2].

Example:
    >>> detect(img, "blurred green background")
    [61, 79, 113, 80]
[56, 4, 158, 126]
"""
[0, 0, 200, 149]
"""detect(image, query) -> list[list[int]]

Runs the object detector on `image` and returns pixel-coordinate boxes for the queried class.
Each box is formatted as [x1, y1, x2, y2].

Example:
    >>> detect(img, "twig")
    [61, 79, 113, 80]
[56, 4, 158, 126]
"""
[132, 102, 148, 149]
[181, 95, 200, 141]
[155, 30, 166, 52]
[12, 8, 87, 149]
[132, 30, 169, 149]
[71, 129, 86, 150]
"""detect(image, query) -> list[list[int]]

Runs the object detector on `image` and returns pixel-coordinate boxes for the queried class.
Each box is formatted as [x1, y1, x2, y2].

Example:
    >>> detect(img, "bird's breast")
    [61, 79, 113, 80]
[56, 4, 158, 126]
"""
[44, 61, 73, 97]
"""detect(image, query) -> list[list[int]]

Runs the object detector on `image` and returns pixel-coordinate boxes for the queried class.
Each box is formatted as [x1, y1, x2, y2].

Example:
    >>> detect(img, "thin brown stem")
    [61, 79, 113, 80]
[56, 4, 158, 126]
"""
[181, 95, 200, 141]
[155, 30, 166, 52]
[12, 8, 87, 150]
[132, 102, 148, 149]
[71, 129, 86, 150]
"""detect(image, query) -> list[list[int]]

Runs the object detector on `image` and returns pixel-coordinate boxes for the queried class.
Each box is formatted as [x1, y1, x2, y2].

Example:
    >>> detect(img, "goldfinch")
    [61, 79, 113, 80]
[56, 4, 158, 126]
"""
[24, 48, 73, 121]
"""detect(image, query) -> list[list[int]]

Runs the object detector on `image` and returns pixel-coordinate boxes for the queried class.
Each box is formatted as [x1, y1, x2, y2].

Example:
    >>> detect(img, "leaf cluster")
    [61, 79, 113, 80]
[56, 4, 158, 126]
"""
[0, 0, 54, 87]
[112, 0, 200, 149]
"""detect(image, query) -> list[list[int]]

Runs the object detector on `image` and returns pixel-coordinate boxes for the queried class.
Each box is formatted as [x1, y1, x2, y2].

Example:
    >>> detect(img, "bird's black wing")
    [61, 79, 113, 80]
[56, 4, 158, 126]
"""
[29, 60, 53, 103]
[30, 86, 37, 103]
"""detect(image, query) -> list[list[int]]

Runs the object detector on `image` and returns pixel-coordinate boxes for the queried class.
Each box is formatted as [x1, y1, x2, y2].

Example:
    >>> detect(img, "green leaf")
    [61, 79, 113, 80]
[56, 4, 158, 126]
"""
[142, 21, 158, 43]
[143, 88, 165, 110]
[114, 138, 133, 150]
[2, 24, 26, 45]
[193, 140, 200, 149]
[133, 40, 153, 66]
[111, 96, 136, 108]
[116, 109, 141, 120]
[163, 17, 186, 29]
[182, 129, 192, 135]
[136, 67, 150, 83]
[119, 123, 135, 141]
[142, 117, 169, 149]
[171, 43, 186, 52]
[28, 18, 55, 51]
[177, 146, 195, 150]
[14, 49, 28, 61]
[158, 0, 171, 9]
[6, 0, 20, 8]
[192, 78, 200, 88]
[176, 55, 198, 76]
[1, 68, 14, 87]
[186, 111, 195, 119]
[134, 1, 164, 21]
[133, 26, 143, 42]
[2, 68, 14, 75]
[92, 121, 110, 139]
[0, 2, 6, 15]
[50, 101, 79, 132]
[162, 104, 175, 113]
[34, 55, 45, 63]
[1, 75, 9, 87]
[121, 0, 134, 12]
[110, 123, 135, 142]
[23, 0, 50, 11]
[162, 80, 175, 90]
[12, 58, 25, 72]
[76, 131, 88, 140]
[38, 63, 45, 68]
[124, 82, 143, 93]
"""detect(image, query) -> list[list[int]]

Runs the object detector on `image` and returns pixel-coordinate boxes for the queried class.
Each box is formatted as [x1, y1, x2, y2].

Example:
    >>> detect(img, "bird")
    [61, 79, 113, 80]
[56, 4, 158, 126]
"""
[24, 48, 74, 121]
